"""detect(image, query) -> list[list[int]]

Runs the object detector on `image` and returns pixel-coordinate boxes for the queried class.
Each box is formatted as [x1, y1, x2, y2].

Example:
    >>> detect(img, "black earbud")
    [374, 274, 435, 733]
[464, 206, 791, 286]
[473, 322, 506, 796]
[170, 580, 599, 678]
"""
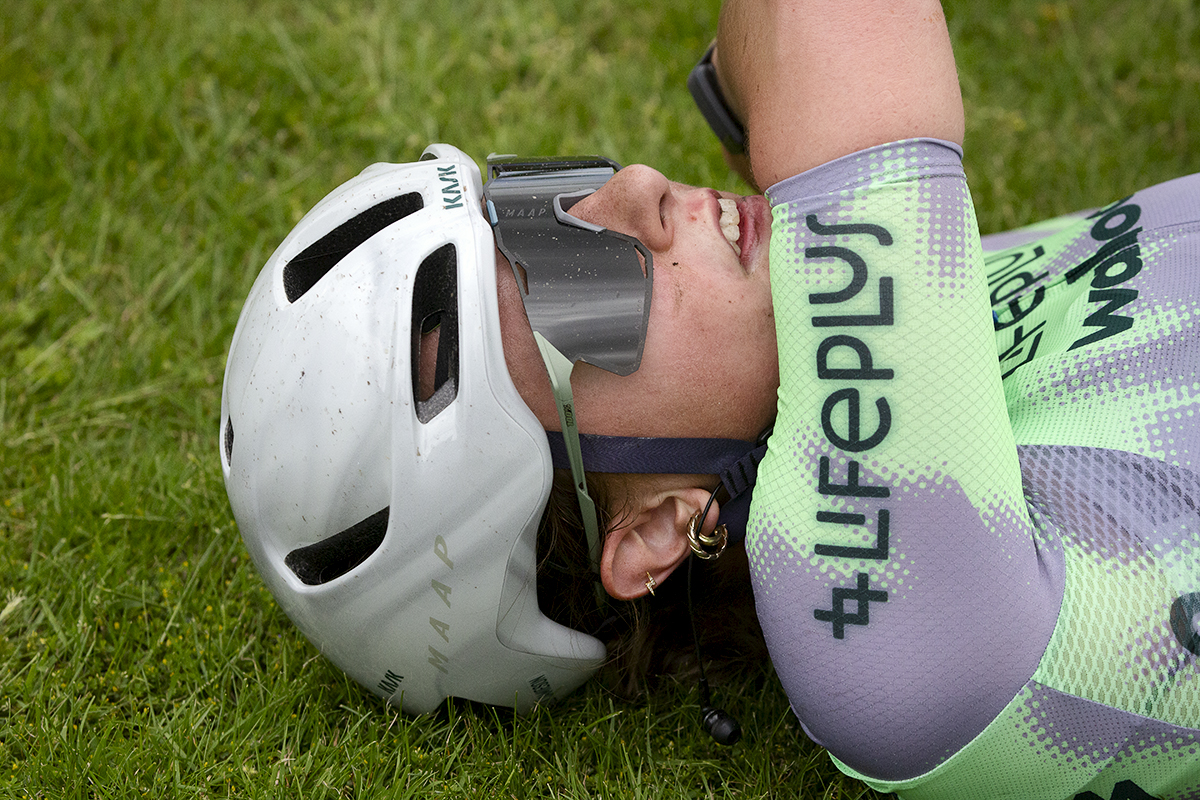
[698, 678, 742, 745]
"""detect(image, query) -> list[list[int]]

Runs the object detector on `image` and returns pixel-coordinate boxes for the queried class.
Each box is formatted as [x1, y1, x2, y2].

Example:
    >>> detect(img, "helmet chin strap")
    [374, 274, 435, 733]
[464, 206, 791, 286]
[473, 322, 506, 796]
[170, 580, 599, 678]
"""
[544, 427, 771, 545]
[535, 330, 771, 744]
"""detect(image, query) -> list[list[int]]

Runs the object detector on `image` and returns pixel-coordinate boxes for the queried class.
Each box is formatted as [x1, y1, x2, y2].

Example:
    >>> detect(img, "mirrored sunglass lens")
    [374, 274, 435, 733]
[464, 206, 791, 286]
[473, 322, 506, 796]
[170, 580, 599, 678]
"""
[484, 163, 652, 376]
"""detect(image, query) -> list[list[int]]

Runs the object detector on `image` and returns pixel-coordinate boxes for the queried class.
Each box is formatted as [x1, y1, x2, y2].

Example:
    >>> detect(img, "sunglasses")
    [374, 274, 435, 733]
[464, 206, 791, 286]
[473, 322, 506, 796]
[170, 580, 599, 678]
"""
[483, 155, 653, 377]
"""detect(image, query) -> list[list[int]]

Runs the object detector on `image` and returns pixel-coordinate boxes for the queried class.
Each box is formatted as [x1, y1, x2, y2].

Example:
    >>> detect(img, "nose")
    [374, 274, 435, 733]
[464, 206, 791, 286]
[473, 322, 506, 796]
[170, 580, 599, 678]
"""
[569, 165, 672, 253]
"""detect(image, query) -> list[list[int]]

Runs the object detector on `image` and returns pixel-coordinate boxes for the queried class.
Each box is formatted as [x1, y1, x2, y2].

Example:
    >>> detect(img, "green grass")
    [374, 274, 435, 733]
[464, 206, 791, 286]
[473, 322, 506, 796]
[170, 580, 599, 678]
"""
[2, 0, 1199, 796]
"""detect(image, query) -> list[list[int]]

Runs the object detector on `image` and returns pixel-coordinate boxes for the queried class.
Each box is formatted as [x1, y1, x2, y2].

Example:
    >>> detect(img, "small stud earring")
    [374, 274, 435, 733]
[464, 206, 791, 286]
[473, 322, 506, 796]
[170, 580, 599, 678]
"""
[644, 572, 657, 596]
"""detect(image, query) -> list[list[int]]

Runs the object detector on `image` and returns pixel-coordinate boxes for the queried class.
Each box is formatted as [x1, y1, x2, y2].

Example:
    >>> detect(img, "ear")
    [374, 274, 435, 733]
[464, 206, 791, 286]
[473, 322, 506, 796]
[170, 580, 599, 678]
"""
[600, 486, 721, 601]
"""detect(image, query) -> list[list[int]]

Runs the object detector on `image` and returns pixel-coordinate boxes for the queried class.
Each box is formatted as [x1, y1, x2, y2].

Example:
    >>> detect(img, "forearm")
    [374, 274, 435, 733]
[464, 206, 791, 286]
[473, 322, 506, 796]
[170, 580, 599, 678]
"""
[715, 0, 964, 187]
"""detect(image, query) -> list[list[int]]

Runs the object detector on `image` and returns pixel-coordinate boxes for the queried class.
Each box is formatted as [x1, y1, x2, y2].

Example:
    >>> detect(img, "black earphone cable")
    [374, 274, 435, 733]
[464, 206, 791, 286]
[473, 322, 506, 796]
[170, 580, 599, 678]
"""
[687, 504, 742, 746]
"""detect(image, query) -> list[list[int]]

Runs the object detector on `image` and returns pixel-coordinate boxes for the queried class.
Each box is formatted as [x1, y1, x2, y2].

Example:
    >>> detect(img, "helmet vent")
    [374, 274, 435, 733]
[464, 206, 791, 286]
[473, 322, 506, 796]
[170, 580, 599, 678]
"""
[283, 192, 424, 303]
[284, 507, 390, 586]
[411, 244, 459, 423]
[223, 417, 234, 467]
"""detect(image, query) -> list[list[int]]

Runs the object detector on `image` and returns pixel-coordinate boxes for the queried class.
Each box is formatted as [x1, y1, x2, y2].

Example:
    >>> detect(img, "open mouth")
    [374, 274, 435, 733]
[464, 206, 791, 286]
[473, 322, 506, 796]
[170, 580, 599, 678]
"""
[718, 198, 741, 256]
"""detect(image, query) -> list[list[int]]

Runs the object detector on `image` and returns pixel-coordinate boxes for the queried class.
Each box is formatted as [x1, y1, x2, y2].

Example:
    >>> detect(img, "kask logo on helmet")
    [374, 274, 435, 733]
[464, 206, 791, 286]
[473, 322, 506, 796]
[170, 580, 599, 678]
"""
[438, 165, 464, 209]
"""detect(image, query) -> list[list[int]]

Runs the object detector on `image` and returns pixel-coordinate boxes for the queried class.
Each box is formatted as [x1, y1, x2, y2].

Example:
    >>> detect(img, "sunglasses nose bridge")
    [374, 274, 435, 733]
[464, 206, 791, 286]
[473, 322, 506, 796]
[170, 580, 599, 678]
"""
[553, 190, 605, 234]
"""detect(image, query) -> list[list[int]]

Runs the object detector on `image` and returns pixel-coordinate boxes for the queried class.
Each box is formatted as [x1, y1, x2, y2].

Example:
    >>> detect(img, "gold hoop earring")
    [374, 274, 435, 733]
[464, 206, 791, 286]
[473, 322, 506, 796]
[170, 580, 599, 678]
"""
[687, 511, 728, 560]
[644, 572, 657, 596]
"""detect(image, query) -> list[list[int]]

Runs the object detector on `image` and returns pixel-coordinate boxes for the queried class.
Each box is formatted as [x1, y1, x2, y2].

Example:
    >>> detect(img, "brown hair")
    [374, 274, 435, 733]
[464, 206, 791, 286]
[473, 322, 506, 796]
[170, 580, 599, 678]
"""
[535, 469, 767, 699]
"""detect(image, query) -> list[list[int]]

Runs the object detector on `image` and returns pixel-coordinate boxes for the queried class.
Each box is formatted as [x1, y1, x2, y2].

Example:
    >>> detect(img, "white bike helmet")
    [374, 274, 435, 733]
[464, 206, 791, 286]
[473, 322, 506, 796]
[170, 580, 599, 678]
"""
[220, 144, 766, 714]
[220, 144, 612, 713]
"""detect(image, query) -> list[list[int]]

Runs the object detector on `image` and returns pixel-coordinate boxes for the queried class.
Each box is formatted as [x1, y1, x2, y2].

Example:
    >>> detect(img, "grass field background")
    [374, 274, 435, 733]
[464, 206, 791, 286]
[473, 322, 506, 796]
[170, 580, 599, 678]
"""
[2, 0, 1199, 797]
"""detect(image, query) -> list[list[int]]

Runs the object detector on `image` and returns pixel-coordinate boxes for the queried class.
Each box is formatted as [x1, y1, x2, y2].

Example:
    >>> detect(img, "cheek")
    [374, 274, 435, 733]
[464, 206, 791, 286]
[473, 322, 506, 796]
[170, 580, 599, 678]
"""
[647, 269, 773, 365]
[642, 274, 779, 433]
[640, 296, 712, 377]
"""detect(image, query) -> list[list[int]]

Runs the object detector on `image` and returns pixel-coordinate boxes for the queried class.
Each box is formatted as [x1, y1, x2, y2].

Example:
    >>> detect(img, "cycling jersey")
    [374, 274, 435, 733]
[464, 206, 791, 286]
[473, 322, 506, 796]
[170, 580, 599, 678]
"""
[750, 138, 1200, 799]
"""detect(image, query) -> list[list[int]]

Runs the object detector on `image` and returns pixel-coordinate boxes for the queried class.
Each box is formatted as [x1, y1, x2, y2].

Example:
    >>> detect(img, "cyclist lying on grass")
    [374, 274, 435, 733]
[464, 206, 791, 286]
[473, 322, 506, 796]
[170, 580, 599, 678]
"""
[220, 1, 1200, 797]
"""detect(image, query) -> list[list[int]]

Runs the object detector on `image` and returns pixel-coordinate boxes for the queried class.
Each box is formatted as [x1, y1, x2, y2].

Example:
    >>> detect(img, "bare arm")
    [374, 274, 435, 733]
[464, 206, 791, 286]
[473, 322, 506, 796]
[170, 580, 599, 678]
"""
[714, 0, 964, 189]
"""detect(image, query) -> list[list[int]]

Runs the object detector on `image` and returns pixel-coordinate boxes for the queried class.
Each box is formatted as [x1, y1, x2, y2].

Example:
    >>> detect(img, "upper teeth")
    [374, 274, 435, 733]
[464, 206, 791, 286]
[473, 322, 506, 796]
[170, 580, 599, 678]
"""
[719, 199, 741, 256]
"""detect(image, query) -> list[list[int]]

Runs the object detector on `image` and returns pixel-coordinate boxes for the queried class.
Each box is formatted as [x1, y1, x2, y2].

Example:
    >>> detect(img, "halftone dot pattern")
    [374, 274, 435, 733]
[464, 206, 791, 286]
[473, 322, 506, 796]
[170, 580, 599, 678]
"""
[992, 193, 1200, 468]
[848, 681, 1200, 800]
[756, 141, 1200, 798]
[1019, 445, 1200, 728]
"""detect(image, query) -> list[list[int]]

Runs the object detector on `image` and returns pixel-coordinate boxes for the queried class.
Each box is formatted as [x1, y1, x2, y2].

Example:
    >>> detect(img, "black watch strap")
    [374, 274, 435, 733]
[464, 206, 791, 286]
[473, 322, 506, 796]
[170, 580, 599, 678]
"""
[687, 43, 747, 156]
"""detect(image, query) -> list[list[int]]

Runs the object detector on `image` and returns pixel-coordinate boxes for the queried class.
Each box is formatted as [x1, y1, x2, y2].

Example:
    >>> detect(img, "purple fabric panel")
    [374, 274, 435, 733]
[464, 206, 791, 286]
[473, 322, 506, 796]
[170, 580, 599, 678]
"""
[1017, 444, 1200, 709]
[1017, 445, 1200, 564]
[979, 211, 1093, 252]
[766, 138, 964, 207]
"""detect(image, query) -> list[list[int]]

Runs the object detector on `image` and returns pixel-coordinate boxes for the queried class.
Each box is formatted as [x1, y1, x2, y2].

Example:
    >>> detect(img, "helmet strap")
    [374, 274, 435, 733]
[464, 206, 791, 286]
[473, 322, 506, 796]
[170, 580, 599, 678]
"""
[533, 333, 603, 579]
[544, 428, 770, 545]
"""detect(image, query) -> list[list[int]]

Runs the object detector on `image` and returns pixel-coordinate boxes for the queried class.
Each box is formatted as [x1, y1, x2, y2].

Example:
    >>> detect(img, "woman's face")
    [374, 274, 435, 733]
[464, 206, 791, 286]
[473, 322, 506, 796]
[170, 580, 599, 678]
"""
[496, 164, 779, 444]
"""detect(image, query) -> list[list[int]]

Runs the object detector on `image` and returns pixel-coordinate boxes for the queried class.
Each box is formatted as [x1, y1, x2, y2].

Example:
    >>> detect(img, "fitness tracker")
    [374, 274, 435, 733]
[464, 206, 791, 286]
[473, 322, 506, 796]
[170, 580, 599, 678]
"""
[687, 43, 747, 155]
